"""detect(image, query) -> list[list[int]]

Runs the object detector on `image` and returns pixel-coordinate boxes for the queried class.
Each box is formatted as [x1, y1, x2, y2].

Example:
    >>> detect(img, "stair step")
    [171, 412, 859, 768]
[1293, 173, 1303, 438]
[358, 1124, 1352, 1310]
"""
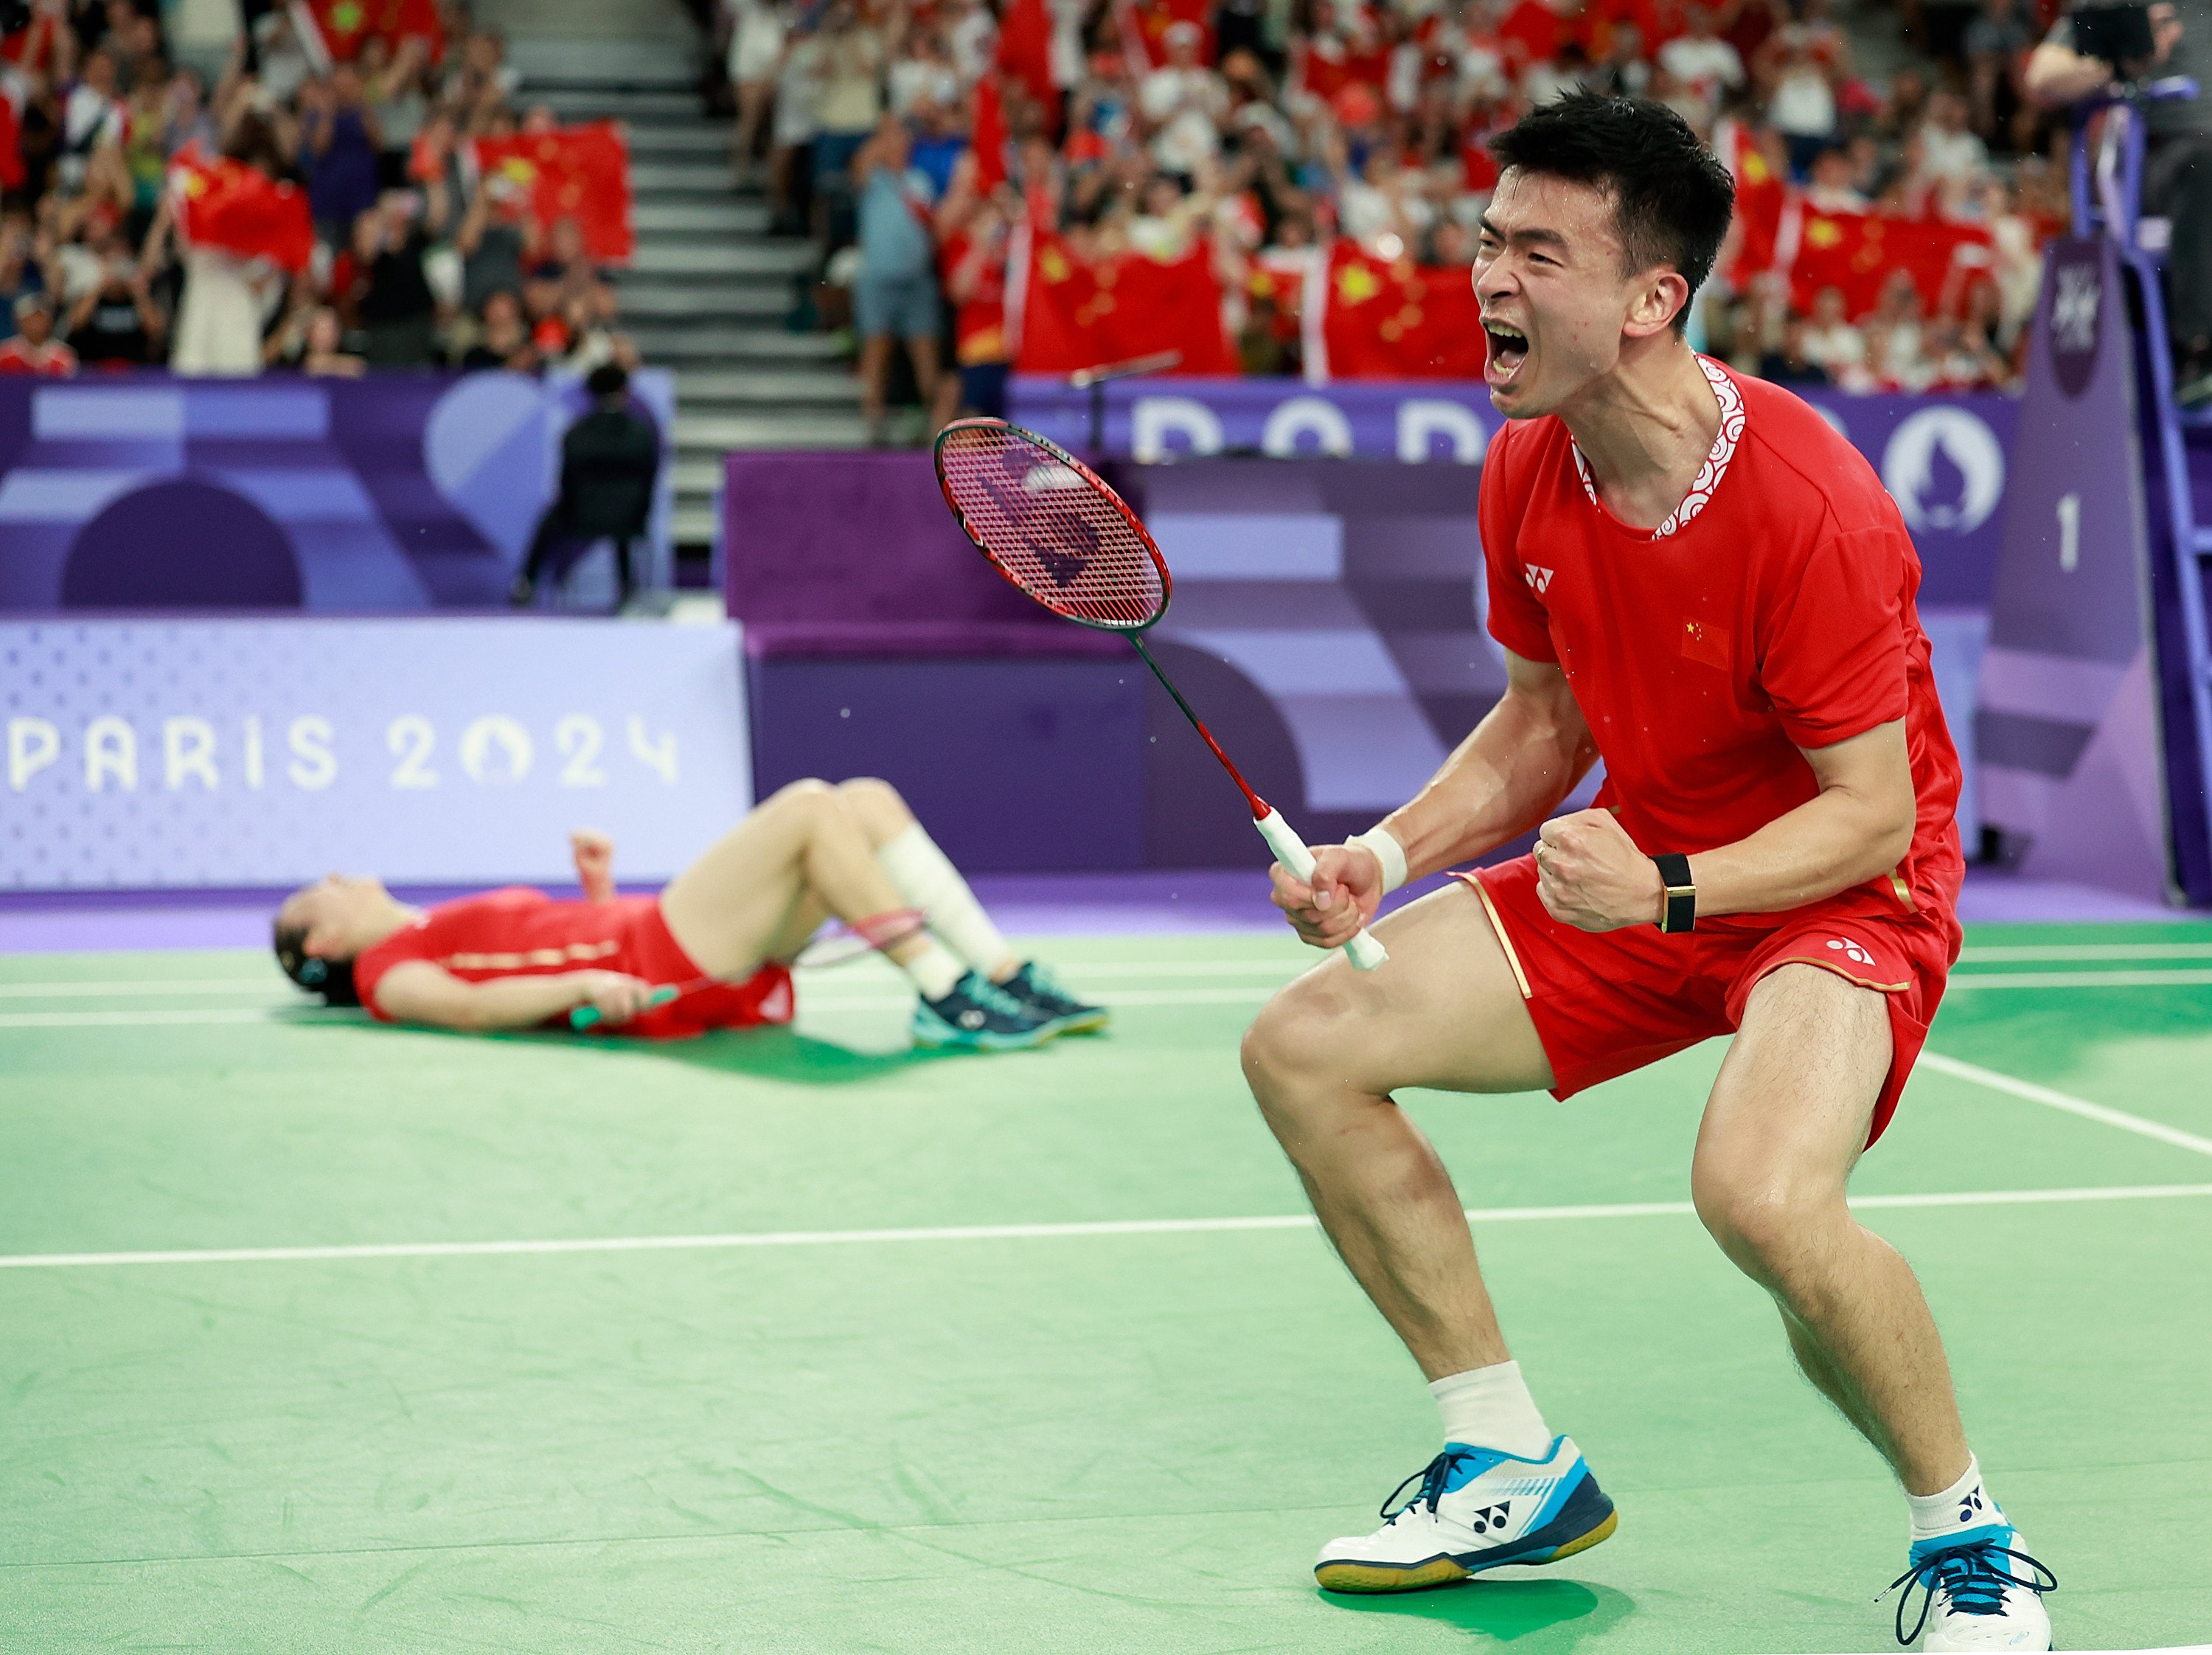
[673, 457, 726, 495]
[625, 322, 843, 361]
[622, 125, 736, 157]
[679, 412, 872, 448]
[619, 285, 789, 322]
[532, 87, 704, 122]
[628, 240, 815, 277]
[677, 367, 854, 403]
[632, 159, 751, 195]
[508, 41, 699, 86]
[633, 198, 772, 235]
[672, 504, 722, 545]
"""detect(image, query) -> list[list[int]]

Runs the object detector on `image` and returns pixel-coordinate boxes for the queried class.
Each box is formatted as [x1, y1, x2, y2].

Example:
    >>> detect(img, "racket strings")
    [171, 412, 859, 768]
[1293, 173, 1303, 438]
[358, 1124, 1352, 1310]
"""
[937, 426, 1166, 630]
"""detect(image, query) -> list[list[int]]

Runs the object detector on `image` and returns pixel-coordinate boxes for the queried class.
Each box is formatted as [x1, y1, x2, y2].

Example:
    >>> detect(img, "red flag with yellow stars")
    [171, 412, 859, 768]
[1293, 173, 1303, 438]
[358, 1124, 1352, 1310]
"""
[1320, 241, 1485, 379]
[472, 122, 635, 265]
[1015, 233, 1234, 375]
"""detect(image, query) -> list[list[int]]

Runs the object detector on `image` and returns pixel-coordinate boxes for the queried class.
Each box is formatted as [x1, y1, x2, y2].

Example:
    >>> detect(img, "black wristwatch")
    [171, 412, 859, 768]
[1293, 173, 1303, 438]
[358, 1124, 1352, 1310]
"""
[1653, 853, 1696, 934]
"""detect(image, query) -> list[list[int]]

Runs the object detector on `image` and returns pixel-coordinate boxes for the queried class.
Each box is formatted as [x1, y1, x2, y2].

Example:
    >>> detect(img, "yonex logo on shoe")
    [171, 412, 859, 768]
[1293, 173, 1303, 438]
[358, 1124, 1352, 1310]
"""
[1467, 1500, 1512, 1536]
[1524, 566, 1555, 594]
[959, 1010, 986, 1029]
[1960, 1488, 1984, 1522]
[1825, 937, 1874, 967]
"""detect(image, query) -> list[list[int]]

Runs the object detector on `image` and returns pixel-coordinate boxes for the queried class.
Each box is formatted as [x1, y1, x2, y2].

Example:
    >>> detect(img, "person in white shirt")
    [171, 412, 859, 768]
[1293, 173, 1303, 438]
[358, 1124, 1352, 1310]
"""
[1797, 283, 1872, 389]
[1140, 22, 1230, 175]
[1656, 7, 1744, 124]
[1915, 90, 1988, 188]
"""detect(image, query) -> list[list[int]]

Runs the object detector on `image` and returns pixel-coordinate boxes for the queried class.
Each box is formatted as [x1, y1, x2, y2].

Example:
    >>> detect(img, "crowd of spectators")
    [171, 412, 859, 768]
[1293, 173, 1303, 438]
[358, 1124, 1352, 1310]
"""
[0, 1, 632, 378]
[724, 0, 2079, 428]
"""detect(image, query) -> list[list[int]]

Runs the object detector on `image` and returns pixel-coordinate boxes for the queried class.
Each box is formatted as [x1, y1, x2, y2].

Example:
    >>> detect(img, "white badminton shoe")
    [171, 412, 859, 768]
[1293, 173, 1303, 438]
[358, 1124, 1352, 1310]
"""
[1313, 1435, 1618, 1594]
[1886, 1512, 2056, 1651]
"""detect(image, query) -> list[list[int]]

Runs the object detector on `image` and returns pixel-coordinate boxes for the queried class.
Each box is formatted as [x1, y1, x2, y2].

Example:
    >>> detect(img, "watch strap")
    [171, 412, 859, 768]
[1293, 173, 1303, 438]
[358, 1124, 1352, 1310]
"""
[1653, 853, 1696, 934]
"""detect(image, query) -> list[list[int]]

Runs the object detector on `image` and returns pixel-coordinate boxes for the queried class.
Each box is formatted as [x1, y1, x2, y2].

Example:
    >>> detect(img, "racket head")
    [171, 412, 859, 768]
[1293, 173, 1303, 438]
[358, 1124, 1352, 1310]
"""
[933, 417, 1172, 633]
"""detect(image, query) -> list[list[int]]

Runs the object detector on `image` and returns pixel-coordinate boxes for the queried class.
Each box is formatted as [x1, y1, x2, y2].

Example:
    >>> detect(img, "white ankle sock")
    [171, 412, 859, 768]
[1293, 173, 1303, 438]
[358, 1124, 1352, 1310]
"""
[1908, 1455, 2004, 1542]
[1430, 1361, 1553, 1459]
[877, 825, 1018, 978]
[897, 939, 966, 1001]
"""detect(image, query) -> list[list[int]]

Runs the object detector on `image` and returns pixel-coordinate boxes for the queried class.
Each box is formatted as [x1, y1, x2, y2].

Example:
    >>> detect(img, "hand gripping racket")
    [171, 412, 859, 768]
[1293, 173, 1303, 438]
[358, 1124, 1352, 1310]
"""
[934, 418, 1387, 971]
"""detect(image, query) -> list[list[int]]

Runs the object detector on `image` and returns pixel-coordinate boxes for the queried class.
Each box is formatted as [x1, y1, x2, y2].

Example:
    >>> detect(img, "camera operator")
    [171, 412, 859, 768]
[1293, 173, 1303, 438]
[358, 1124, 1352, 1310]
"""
[2028, 1, 2210, 401]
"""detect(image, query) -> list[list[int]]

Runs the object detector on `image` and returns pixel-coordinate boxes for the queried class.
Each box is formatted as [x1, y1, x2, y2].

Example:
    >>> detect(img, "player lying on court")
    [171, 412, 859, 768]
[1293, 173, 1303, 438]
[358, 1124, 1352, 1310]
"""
[1244, 95, 2053, 1651]
[272, 777, 1105, 1049]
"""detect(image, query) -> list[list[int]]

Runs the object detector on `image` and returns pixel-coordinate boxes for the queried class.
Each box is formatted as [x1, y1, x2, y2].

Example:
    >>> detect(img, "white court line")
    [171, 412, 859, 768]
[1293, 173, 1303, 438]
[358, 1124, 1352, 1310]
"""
[0, 979, 281, 998]
[3, 1183, 2210, 1272]
[1942, 968, 2212, 990]
[1917, 1052, 2212, 1159]
[1960, 943, 2212, 962]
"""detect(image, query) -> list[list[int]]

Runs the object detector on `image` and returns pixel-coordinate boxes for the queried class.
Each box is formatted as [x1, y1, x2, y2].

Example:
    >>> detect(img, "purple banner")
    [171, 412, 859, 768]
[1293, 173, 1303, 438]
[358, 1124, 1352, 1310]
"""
[0, 617, 750, 890]
[0, 370, 675, 614]
[1010, 375, 2017, 607]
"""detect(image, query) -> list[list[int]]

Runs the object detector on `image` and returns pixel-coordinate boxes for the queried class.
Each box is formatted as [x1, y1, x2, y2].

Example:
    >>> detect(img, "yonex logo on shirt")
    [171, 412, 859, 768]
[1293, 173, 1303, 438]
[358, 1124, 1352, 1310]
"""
[1524, 566, 1555, 594]
[1825, 938, 1875, 967]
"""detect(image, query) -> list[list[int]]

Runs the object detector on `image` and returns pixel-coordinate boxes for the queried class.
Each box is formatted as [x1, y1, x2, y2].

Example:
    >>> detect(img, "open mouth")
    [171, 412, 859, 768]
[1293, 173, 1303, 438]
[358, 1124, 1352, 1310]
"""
[1484, 321, 1528, 386]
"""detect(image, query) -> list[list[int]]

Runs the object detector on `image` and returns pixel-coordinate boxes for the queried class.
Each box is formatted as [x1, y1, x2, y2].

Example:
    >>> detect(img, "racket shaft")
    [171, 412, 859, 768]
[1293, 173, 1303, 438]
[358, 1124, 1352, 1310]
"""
[1253, 810, 1388, 971]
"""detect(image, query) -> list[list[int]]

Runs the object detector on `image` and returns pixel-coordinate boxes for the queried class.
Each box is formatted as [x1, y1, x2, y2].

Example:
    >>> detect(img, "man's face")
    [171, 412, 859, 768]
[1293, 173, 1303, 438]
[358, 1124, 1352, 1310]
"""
[1474, 169, 1666, 418]
[19, 306, 51, 344]
[278, 874, 394, 960]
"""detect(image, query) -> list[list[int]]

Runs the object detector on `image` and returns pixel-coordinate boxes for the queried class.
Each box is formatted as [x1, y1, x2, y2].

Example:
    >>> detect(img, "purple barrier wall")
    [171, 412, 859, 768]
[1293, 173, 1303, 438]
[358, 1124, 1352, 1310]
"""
[1010, 376, 2016, 608]
[0, 371, 675, 613]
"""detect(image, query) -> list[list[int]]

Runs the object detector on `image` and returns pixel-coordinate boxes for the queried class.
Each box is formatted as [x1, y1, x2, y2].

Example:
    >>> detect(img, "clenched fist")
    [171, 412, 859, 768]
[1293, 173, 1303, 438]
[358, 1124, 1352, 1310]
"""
[1270, 842, 1385, 951]
[571, 970, 657, 1026]
[1533, 810, 1666, 932]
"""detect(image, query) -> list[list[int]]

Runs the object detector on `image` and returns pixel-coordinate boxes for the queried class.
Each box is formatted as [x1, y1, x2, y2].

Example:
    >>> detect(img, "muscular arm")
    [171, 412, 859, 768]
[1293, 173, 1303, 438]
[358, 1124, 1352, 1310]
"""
[1270, 649, 1596, 948]
[369, 961, 651, 1031]
[1533, 718, 1917, 930]
[1380, 650, 1600, 879]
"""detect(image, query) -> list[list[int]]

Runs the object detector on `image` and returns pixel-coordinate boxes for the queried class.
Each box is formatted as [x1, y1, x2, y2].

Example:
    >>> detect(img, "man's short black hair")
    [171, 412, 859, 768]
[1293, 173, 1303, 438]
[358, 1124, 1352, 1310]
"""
[274, 917, 360, 1006]
[586, 362, 630, 400]
[1489, 94, 1736, 334]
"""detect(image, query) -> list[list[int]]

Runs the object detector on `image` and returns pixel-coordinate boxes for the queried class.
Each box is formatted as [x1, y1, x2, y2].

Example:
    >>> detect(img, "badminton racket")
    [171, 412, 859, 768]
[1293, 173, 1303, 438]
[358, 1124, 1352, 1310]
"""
[933, 417, 1387, 971]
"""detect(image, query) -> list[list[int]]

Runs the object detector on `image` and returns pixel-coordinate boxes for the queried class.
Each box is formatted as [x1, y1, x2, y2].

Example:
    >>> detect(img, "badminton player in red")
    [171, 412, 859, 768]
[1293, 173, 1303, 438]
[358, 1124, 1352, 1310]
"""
[1244, 95, 2053, 1650]
[271, 777, 1104, 1049]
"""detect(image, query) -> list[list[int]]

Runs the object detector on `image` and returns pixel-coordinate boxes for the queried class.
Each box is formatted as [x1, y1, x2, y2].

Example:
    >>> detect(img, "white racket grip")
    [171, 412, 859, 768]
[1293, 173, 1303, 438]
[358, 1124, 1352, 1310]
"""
[1253, 808, 1388, 971]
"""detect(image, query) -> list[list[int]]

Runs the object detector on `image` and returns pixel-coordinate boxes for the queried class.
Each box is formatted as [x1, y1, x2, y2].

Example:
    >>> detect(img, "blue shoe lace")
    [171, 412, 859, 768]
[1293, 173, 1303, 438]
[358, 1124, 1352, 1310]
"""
[1883, 1538, 2056, 1647]
[1380, 1448, 1482, 1520]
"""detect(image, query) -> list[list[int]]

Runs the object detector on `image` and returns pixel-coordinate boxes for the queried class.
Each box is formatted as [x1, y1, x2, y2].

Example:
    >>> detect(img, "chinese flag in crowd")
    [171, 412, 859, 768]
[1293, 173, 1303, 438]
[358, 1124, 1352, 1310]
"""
[293, 0, 443, 64]
[970, 74, 1009, 192]
[1319, 241, 1486, 378]
[995, 0, 1060, 117]
[1119, 0, 1215, 69]
[472, 122, 635, 264]
[1786, 207, 1993, 318]
[171, 152, 316, 274]
[1717, 118, 1784, 288]
[1015, 232, 1235, 375]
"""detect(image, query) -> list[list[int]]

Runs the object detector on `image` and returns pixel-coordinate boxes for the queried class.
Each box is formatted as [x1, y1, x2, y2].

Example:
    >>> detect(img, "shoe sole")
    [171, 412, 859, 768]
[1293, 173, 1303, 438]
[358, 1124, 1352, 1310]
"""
[1315, 1477, 1618, 1595]
[910, 1021, 1062, 1052]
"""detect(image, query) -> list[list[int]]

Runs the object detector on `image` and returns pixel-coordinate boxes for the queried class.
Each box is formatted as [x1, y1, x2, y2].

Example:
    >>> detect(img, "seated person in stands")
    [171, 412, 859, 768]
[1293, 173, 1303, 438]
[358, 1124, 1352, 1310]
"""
[273, 777, 1105, 1050]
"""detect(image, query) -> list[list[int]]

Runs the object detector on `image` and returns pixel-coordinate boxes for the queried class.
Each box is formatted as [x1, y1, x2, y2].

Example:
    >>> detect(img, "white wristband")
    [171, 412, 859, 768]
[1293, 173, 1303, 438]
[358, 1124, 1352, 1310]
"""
[1348, 827, 1408, 895]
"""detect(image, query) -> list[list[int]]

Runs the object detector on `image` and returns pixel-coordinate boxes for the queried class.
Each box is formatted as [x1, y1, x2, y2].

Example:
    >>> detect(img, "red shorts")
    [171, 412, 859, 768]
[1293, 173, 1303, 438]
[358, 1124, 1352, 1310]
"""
[1459, 856, 1961, 1146]
[611, 901, 796, 1041]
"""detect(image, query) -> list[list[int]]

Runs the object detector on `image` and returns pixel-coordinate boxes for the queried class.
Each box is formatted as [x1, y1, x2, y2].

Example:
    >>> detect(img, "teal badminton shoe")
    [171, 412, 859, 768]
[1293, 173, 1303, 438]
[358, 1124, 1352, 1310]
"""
[911, 971, 1059, 1051]
[1315, 1435, 1617, 1593]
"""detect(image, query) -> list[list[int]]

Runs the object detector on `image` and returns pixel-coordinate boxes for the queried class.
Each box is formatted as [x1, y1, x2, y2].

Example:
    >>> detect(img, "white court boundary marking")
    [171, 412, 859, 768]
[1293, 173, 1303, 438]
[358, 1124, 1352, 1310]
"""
[7, 970, 2212, 1027]
[1916, 1052, 2212, 1157]
[4, 1183, 2211, 1272]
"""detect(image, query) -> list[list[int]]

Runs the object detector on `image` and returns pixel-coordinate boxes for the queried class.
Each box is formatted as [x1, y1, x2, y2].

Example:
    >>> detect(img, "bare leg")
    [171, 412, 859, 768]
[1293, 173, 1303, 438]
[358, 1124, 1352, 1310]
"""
[858, 336, 893, 435]
[1691, 964, 1970, 1495]
[905, 333, 942, 429]
[1242, 883, 1554, 1378]
[658, 779, 936, 982]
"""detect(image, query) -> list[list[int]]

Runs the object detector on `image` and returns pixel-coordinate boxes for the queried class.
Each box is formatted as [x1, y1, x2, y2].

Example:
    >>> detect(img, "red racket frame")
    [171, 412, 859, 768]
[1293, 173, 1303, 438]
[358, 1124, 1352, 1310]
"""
[934, 417, 1277, 825]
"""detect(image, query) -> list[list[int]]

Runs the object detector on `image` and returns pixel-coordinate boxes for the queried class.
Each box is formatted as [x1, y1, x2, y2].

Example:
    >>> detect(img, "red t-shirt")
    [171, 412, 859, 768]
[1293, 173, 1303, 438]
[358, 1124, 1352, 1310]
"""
[1479, 358, 1964, 915]
[352, 887, 794, 1036]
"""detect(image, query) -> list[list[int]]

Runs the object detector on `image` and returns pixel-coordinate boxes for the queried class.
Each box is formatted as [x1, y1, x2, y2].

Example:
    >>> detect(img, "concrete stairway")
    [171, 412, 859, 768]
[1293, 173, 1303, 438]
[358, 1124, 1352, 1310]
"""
[501, 24, 866, 550]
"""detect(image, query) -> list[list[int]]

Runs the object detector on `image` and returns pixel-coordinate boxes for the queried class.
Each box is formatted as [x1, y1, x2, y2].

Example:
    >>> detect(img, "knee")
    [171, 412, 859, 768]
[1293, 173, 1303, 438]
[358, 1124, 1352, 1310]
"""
[1241, 983, 1359, 1140]
[1691, 1166, 1845, 1290]
[765, 777, 836, 825]
[835, 776, 911, 836]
